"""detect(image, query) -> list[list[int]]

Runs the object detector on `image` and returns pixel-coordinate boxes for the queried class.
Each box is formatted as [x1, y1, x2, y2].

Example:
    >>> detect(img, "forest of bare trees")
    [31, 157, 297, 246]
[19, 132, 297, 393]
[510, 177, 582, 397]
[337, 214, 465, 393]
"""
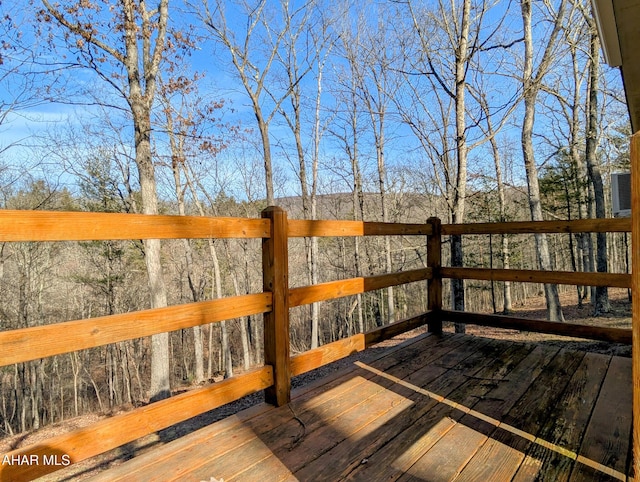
[0, 0, 632, 438]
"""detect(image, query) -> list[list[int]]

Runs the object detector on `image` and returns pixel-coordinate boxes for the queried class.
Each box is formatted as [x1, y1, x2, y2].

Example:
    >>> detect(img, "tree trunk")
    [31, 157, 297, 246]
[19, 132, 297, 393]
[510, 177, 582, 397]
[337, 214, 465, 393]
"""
[520, 0, 565, 322]
[450, 0, 472, 333]
[376, 128, 395, 324]
[230, 274, 252, 371]
[521, 94, 565, 321]
[310, 62, 323, 348]
[168, 124, 205, 384]
[489, 133, 512, 313]
[568, 40, 594, 304]
[210, 239, 232, 378]
[181, 164, 236, 377]
[351, 136, 365, 334]
[255, 106, 275, 205]
[585, 28, 610, 315]
[133, 110, 171, 401]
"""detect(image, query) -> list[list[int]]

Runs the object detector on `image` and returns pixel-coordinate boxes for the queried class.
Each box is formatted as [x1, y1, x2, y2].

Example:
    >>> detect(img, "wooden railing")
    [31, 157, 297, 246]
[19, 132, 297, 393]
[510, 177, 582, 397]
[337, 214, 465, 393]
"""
[0, 208, 632, 481]
[438, 217, 632, 345]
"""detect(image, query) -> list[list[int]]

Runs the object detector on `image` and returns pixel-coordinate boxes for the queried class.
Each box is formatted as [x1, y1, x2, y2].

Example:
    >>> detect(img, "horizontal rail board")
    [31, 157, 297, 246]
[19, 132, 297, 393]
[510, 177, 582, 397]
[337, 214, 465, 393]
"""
[288, 219, 432, 237]
[442, 218, 631, 235]
[441, 267, 631, 288]
[290, 312, 435, 376]
[290, 311, 436, 377]
[0, 293, 272, 366]
[290, 334, 365, 377]
[0, 210, 271, 241]
[441, 310, 632, 344]
[0, 366, 274, 482]
[289, 268, 432, 307]
[364, 311, 434, 346]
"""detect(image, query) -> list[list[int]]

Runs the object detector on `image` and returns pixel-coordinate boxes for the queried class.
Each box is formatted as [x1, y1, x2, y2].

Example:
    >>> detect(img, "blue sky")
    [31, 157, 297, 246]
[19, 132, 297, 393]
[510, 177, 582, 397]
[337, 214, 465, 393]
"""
[0, 0, 630, 207]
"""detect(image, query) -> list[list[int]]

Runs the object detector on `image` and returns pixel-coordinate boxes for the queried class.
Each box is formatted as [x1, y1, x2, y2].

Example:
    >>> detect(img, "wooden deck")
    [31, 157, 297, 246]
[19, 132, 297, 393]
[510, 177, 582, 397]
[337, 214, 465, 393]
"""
[88, 332, 633, 482]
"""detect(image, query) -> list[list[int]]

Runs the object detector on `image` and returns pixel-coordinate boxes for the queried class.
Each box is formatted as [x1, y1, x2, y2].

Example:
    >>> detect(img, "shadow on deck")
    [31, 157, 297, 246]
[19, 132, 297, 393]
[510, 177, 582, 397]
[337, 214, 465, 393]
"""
[86, 332, 633, 482]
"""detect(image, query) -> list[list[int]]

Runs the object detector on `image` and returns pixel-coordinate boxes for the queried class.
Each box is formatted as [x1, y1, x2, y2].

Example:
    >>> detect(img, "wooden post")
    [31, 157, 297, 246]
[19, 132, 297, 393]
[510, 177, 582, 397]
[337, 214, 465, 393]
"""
[427, 217, 443, 334]
[631, 132, 640, 477]
[262, 206, 291, 406]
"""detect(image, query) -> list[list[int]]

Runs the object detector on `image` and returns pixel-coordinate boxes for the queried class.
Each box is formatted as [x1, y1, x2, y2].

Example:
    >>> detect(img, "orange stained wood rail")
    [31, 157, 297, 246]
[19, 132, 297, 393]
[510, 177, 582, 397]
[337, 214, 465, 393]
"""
[0, 208, 633, 481]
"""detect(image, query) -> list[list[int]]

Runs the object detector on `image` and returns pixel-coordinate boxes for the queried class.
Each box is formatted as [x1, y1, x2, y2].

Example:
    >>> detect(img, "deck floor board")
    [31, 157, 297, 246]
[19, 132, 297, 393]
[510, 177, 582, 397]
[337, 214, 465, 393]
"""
[520, 352, 611, 482]
[87, 333, 633, 482]
[569, 356, 633, 482]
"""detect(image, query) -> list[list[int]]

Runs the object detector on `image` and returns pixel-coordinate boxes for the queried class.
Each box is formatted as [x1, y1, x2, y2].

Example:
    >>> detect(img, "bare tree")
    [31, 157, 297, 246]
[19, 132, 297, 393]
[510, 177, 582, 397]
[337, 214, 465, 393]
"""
[273, 0, 332, 348]
[40, 0, 173, 399]
[555, 13, 593, 305]
[158, 77, 206, 383]
[474, 91, 513, 313]
[519, 0, 567, 321]
[181, 160, 240, 378]
[582, 3, 610, 314]
[199, 0, 306, 205]
[402, 0, 513, 328]
[411, 0, 471, 329]
[329, 51, 367, 333]
[341, 6, 401, 325]
[0, 0, 50, 193]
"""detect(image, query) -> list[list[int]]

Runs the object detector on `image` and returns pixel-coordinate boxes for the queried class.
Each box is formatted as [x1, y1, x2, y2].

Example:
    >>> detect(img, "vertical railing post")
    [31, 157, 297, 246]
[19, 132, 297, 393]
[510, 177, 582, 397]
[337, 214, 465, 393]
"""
[262, 206, 291, 406]
[630, 132, 640, 477]
[427, 217, 443, 334]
